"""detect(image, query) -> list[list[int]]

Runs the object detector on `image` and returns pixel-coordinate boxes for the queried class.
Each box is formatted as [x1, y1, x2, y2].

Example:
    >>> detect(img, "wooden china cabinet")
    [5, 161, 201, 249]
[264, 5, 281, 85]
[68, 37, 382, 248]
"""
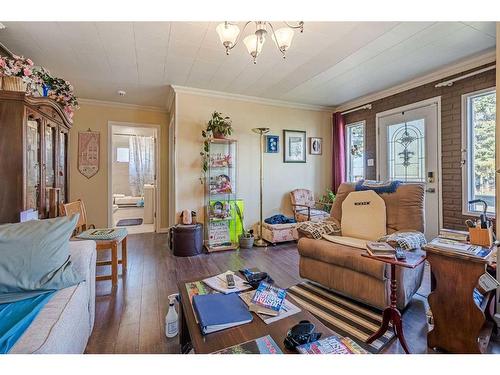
[0, 91, 72, 224]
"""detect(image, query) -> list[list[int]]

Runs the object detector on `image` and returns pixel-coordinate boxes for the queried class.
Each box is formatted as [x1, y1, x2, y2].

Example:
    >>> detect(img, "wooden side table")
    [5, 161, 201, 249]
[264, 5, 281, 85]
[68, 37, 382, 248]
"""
[362, 250, 427, 354]
[424, 244, 492, 353]
[95, 234, 128, 287]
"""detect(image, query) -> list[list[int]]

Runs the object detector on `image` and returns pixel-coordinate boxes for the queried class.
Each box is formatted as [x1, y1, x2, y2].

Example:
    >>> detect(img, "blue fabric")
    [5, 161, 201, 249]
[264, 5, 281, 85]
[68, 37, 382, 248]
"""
[0, 291, 54, 353]
[264, 215, 296, 225]
[355, 179, 402, 194]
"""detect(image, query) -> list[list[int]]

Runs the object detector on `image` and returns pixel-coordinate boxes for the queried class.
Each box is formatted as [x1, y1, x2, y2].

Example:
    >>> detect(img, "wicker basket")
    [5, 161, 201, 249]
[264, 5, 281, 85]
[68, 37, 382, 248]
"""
[2, 76, 27, 92]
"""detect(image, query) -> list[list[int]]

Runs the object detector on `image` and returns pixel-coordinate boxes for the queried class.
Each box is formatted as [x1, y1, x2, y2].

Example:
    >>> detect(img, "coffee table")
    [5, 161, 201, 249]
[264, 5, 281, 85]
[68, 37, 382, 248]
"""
[177, 274, 335, 354]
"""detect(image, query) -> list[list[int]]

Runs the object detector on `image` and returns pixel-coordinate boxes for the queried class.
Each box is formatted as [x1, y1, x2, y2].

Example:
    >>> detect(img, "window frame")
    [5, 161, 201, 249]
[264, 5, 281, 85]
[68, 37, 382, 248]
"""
[461, 86, 496, 217]
[345, 120, 366, 183]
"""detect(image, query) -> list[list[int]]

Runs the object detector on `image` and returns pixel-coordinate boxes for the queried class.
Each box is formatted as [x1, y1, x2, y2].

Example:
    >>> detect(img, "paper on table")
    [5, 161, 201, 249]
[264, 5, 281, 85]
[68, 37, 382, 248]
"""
[202, 271, 252, 294]
[239, 291, 301, 324]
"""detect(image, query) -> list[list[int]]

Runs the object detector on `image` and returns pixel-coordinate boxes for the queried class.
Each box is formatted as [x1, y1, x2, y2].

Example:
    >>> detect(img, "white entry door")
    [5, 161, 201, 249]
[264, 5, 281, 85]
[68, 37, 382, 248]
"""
[377, 100, 440, 239]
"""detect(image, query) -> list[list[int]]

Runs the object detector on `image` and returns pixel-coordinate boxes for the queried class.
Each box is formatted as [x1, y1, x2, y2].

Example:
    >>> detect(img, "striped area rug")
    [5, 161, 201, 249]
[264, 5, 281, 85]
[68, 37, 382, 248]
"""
[287, 282, 395, 353]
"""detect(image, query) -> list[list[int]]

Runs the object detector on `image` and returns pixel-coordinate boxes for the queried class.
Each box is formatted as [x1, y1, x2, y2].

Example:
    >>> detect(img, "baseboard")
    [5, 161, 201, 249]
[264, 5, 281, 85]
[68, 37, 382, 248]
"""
[157, 227, 170, 233]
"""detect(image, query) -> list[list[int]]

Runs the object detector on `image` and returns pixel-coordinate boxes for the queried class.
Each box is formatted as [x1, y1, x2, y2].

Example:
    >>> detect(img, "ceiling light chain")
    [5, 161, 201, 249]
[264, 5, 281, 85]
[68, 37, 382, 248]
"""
[216, 21, 304, 64]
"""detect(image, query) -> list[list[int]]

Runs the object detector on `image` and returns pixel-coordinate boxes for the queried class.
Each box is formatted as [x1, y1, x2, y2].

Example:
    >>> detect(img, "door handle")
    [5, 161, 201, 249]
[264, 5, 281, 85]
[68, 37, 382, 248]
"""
[425, 188, 436, 193]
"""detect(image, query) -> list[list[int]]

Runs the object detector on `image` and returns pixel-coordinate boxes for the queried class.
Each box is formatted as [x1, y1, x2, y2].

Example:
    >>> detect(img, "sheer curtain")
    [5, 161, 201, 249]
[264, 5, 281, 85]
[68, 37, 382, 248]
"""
[332, 112, 346, 193]
[129, 135, 155, 197]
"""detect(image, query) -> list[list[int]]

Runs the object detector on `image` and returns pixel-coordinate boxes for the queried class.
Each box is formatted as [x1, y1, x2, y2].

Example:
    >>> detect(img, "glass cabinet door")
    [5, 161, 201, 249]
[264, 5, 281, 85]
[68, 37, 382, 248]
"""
[44, 124, 56, 217]
[26, 118, 42, 212]
[58, 129, 68, 204]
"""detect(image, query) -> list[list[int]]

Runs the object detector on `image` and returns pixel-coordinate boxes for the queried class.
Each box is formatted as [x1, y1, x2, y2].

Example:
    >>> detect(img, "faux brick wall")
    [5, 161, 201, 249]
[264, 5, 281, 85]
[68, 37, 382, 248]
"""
[343, 63, 496, 230]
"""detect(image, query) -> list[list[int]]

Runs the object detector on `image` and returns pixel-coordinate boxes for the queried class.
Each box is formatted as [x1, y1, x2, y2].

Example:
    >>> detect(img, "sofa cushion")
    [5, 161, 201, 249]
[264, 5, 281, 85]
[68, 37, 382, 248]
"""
[0, 215, 83, 303]
[331, 182, 424, 234]
[297, 238, 387, 280]
[340, 190, 386, 240]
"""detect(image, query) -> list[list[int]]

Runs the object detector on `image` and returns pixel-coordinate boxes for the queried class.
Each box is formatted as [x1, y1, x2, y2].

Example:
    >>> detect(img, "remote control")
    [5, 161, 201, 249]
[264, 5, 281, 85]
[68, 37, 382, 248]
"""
[226, 273, 236, 289]
[395, 248, 406, 260]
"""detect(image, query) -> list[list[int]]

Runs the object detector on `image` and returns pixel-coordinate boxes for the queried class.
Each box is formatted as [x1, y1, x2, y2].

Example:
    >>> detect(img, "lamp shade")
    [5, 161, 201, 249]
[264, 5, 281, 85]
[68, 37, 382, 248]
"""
[272, 27, 294, 51]
[216, 23, 240, 47]
[243, 34, 265, 58]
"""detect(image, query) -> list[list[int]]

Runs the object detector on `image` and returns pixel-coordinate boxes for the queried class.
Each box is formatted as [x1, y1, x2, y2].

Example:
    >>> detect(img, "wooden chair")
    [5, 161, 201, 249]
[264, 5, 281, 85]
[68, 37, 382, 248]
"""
[60, 199, 127, 287]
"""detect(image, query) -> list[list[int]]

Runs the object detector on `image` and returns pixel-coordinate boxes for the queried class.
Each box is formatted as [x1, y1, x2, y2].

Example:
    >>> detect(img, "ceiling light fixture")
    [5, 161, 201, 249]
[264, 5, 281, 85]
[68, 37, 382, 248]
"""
[216, 21, 304, 64]
[0, 23, 6, 30]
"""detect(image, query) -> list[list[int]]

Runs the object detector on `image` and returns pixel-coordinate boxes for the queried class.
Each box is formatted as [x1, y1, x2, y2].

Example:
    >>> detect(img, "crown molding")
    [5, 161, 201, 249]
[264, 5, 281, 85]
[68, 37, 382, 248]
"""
[170, 85, 334, 112]
[78, 98, 168, 113]
[335, 49, 496, 113]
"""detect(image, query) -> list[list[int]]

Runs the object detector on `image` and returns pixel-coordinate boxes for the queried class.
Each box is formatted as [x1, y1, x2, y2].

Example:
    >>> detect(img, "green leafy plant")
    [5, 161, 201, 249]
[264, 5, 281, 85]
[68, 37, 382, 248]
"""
[235, 203, 253, 238]
[318, 189, 336, 212]
[200, 111, 233, 183]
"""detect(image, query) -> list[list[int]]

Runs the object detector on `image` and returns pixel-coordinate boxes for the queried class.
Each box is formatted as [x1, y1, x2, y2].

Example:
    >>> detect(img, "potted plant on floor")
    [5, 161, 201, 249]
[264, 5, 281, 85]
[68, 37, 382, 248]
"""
[235, 203, 254, 249]
[318, 189, 336, 212]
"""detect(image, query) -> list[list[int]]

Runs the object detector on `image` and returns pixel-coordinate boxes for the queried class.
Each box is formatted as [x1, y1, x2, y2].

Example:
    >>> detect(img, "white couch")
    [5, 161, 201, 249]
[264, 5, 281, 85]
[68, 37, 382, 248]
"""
[10, 240, 96, 354]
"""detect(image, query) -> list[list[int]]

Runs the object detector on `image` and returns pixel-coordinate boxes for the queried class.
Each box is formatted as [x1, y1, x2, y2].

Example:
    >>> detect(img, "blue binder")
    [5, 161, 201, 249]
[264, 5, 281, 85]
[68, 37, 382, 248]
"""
[192, 293, 253, 334]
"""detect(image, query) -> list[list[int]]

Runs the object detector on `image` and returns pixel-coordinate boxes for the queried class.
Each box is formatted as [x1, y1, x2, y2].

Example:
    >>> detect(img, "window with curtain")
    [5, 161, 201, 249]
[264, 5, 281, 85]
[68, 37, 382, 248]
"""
[463, 88, 496, 215]
[345, 121, 365, 182]
[129, 135, 155, 197]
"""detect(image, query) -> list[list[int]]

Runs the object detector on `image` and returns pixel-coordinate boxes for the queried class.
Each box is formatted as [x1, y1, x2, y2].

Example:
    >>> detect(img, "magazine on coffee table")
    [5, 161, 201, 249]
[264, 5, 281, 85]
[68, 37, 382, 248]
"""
[239, 291, 300, 324]
[212, 335, 282, 354]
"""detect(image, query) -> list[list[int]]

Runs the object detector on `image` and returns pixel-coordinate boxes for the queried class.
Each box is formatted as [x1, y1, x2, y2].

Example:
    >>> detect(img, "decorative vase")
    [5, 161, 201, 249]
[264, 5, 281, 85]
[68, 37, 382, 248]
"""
[239, 234, 254, 249]
[2, 76, 27, 92]
[42, 84, 51, 97]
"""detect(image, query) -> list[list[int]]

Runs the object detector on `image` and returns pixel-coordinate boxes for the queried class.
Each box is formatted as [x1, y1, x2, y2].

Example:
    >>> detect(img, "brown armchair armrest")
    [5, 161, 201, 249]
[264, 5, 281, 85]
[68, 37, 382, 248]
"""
[291, 203, 312, 221]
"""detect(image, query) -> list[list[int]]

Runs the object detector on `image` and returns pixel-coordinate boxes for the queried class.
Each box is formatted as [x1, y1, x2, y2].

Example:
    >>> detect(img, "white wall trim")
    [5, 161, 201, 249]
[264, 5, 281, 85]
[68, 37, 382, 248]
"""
[79, 98, 168, 113]
[107, 121, 162, 233]
[171, 85, 334, 112]
[336, 50, 496, 113]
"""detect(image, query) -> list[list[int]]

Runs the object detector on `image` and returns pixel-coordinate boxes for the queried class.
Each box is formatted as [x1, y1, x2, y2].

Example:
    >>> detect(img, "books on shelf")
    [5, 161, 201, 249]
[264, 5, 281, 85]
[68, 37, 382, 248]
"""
[213, 335, 282, 354]
[365, 241, 396, 258]
[427, 238, 492, 259]
[251, 281, 287, 315]
[192, 293, 253, 335]
[239, 290, 301, 324]
[202, 271, 252, 294]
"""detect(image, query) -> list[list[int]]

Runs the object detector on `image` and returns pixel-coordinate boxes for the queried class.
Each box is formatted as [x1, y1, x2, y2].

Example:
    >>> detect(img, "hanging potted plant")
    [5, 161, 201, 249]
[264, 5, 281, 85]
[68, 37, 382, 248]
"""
[207, 111, 232, 139]
[1, 55, 34, 92]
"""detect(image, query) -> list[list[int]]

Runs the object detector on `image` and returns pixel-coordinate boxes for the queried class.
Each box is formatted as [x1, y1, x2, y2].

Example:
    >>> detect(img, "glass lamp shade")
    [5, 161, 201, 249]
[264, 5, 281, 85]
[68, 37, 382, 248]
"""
[243, 34, 265, 58]
[272, 27, 294, 51]
[216, 23, 240, 48]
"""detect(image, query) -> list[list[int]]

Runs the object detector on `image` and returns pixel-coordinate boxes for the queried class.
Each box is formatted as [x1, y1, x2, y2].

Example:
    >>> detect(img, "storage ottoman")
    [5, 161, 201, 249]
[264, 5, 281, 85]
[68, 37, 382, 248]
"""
[170, 224, 203, 257]
[253, 222, 298, 245]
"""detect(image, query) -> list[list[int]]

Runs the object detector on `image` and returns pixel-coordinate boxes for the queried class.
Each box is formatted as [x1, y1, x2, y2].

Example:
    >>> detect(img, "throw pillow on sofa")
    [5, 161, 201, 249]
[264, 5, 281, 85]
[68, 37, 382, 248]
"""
[0, 215, 84, 303]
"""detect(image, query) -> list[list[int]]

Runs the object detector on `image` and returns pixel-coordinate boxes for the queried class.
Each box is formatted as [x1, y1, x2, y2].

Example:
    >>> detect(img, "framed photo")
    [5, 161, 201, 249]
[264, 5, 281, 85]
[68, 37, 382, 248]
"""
[283, 130, 306, 163]
[309, 137, 323, 155]
[265, 135, 279, 153]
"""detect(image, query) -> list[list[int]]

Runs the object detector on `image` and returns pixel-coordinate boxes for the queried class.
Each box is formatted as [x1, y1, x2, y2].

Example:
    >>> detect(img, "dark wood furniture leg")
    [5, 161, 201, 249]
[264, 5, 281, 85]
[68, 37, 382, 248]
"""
[366, 263, 410, 354]
[178, 298, 192, 354]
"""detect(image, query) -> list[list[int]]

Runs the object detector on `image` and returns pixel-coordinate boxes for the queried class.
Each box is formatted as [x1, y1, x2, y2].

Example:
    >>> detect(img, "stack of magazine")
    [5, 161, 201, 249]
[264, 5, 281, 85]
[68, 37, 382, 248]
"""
[365, 241, 396, 258]
[427, 238, 492, 259]
[239, 281, 300, 324]
[296, 335, 369, 354]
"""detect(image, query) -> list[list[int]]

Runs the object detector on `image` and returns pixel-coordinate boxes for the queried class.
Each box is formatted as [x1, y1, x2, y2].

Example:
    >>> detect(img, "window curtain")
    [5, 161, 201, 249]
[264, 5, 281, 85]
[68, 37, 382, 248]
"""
[332, 112, 346, 192]
[129, 136, 155, 197]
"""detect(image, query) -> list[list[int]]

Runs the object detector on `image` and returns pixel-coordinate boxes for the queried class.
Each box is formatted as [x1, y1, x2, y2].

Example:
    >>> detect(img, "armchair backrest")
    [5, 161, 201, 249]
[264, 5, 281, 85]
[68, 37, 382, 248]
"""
[331, 182, 425, 234]
[290, 189, 315, 208]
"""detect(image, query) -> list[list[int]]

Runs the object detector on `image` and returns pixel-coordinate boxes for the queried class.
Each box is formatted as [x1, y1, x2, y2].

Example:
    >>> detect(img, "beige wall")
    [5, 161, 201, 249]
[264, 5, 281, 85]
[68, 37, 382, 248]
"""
[175, 92, 332, 227]
[69, 102, 169, 228]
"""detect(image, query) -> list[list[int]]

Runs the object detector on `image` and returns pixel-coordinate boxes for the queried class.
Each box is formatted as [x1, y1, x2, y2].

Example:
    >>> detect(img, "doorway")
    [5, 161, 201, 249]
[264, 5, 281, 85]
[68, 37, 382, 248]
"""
[109, 123, 159, 234]
[376, 98, 441, 239]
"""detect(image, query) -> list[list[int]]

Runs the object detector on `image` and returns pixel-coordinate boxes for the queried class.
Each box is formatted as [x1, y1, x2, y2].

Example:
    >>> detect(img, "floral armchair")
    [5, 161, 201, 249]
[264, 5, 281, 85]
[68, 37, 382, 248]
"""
[289, 189, 331, 222]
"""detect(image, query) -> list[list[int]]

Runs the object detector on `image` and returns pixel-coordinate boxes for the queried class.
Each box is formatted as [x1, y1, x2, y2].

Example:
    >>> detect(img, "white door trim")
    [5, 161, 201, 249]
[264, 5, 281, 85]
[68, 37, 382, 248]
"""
[107, 121, 161, 232]
[375, 96, 442, 232]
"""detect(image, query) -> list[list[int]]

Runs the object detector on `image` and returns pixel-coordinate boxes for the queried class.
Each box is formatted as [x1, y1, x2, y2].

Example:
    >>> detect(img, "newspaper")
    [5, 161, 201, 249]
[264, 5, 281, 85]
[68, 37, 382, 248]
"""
[202, 271, 252, 294]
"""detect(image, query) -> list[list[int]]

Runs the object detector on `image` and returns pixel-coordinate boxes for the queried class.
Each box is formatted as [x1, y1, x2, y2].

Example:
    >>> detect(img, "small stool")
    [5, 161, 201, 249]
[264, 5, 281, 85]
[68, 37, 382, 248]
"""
[170, 224, 203, 257]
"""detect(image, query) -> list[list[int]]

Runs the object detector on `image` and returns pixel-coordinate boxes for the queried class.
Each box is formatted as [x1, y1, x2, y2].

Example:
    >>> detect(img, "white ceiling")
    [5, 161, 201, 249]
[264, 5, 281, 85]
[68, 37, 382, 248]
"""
[0, 22, 496, 108]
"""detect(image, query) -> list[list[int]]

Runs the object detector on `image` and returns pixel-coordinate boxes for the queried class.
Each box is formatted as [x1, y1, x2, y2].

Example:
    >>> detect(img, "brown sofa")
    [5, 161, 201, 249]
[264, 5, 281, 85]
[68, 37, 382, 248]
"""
[297, 182, 425, 310]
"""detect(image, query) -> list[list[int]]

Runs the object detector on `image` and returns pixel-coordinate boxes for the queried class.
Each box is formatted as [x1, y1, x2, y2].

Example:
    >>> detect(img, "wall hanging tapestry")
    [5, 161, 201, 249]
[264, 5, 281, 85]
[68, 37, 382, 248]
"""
[78, 130, 100, 178]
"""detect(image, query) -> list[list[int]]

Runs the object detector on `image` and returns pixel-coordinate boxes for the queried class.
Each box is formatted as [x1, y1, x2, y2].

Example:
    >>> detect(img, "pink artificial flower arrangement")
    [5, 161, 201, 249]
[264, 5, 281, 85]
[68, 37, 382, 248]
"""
[2, 55, 34, 82]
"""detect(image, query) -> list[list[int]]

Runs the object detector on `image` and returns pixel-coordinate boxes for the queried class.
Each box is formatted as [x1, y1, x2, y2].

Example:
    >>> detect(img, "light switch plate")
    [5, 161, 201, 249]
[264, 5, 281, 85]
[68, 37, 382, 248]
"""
[367, 159, 374, 167]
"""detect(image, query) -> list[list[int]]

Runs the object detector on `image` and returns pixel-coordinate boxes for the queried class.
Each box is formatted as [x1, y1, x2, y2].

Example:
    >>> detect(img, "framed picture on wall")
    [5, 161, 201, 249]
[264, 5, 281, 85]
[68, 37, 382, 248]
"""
[265, 135, 279, 153]
[309, 137, 323, 155]
[283, 130, 306, 163]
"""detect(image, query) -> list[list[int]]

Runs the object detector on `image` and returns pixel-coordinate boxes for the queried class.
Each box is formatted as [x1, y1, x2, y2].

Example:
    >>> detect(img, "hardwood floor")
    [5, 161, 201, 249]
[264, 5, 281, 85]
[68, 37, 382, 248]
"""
[85, 232, 499, 354]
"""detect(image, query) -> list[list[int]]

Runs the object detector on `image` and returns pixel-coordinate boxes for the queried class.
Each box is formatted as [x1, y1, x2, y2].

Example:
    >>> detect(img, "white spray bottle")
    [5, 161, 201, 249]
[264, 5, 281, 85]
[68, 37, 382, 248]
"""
[165, 293, 179, 338]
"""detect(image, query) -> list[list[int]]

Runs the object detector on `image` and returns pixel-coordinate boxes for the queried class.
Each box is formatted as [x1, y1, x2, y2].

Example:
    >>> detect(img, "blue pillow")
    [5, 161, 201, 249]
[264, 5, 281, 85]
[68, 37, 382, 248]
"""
[0, 215, 84, 303]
